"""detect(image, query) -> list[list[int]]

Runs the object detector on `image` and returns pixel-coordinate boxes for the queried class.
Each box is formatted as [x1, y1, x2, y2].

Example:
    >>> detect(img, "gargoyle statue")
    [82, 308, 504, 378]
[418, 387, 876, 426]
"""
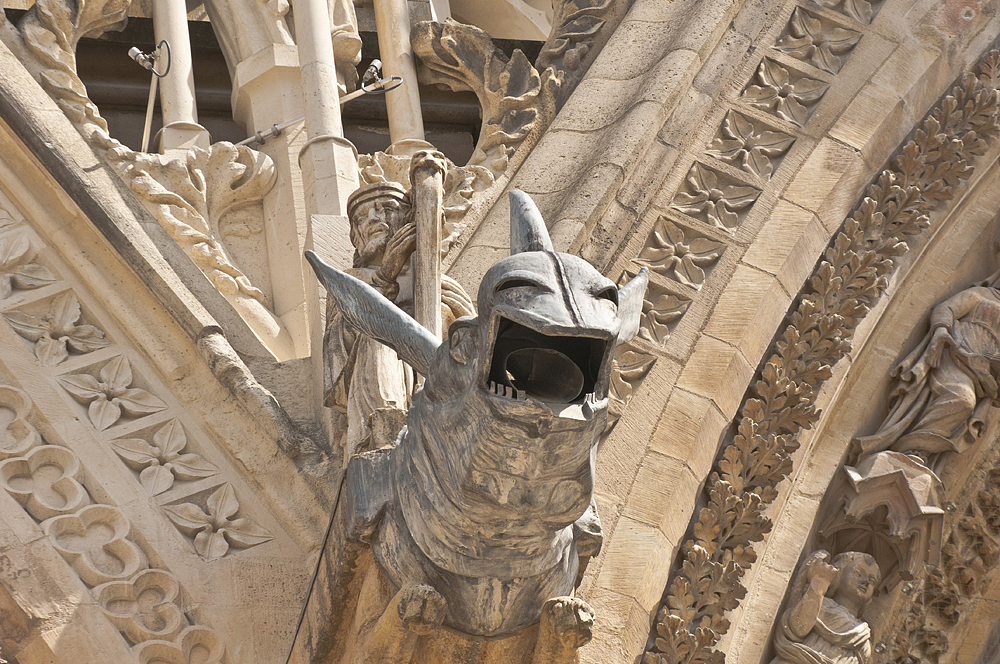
[297, 190, 648, 664]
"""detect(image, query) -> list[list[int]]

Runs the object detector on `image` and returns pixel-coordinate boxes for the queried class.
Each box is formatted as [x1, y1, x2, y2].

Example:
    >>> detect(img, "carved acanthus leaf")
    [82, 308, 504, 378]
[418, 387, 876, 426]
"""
[644, 54, 1000, 664]
[95, 138, 273, 304]
[536, 0, 615, 108]
[17, 0, 129, 133]
[413, 19, 556, 179]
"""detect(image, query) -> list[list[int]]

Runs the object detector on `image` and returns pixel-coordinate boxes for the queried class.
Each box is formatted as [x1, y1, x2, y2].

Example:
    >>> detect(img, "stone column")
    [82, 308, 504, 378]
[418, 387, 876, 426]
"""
[152, 0, 211, 153]
[410, 151, 446, 338]
[373, 0, 430, 156]
[294, 0, 360, 223]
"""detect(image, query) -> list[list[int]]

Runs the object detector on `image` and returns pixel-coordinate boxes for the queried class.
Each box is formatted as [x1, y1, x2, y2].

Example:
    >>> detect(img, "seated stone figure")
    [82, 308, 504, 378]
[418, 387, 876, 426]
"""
[771, 550, 880, 664]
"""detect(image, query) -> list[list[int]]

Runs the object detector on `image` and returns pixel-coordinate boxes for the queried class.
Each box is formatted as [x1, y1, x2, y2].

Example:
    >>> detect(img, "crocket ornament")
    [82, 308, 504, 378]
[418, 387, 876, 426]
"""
[300, 191, 648, 664]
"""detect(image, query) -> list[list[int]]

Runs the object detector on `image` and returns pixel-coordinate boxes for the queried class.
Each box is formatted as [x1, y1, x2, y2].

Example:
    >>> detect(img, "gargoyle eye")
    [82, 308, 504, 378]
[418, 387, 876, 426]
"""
[595, 287, 618, 307]
[495, 278, 542, 294]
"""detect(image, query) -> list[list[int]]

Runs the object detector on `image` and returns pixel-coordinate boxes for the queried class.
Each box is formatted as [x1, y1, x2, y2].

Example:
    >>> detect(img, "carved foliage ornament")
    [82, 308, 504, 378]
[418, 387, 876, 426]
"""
[643, 53, 1000, 664]
[162, 483, 272, 561]
[637, 217, 726, 288]
[5, 291, 111, 366]
[707, 112, 796, 180]
[58, 355, 167, 430]
[111, 420, 218, 496]
[673, 163, 761, 231]
[0, 386, 230, 657]
[775, 7, 862, 75]
[0, 228, 56, 299]
[741, 58, 829, 127]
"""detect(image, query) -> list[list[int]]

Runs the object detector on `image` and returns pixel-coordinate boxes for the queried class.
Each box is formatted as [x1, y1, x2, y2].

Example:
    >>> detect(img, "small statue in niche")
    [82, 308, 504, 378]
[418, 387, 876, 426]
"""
[771, 550, 880, 664]
[295, 191, 649, 664]
[855, 270, 1000, 468]
[324, 179, 474, 459]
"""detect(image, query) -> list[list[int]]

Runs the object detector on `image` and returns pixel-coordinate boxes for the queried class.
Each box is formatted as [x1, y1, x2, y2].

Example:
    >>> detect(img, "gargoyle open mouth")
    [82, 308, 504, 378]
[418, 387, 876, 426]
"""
[486, 318, 607, 403]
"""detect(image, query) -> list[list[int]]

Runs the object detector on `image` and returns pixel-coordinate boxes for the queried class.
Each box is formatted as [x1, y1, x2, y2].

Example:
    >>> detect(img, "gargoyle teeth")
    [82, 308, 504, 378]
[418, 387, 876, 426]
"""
[487, 380, 527, 400]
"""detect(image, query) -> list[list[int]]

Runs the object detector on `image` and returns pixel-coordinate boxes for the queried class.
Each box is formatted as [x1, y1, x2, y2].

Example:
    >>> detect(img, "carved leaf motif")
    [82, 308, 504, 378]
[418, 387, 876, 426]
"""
[638, 291, 691, 346]
[163, 483, 271, 561]
[813, 0, 880, 23]
[607, 348, 657, 432]
[741, 59, 829, 126]
[646, 52, 1000, 664]
[4, 292, 110, 365]
[673, 164, 760, 229]
[58, 357, 165, 430]
[0, 230, 56, 299]
[707, 113, 795, 179]
[111, 421, 217, 495]
[775, 8, 862, 74]
[638, 217, 726, 286]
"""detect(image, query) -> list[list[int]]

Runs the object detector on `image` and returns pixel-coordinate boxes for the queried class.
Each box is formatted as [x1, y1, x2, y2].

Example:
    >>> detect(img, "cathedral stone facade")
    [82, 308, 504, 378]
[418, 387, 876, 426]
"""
[0, 0, 999, 663]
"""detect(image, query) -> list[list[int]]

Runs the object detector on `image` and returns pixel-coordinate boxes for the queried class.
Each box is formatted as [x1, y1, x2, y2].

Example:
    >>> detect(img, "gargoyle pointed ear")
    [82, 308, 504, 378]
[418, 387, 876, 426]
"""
[616, 267, 649, 344]
[510, 190, 554, 254]
[305, 251, 441, 375]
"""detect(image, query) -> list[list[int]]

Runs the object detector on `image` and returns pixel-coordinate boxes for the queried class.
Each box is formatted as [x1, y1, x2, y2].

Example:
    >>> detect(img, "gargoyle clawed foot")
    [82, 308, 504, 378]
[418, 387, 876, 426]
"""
[361, 585, 447, 664]
[531, 597, 595, 664]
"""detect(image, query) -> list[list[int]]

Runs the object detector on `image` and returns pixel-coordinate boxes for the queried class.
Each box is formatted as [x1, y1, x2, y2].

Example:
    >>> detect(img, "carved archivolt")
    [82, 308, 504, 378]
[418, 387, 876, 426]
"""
[0, 386, 229, 659]
[642, 51, 1000, 664]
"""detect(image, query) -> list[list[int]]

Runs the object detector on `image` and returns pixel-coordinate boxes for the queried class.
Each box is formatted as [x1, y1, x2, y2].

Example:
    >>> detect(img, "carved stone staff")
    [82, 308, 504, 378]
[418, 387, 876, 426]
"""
[409, 150, 447, 338]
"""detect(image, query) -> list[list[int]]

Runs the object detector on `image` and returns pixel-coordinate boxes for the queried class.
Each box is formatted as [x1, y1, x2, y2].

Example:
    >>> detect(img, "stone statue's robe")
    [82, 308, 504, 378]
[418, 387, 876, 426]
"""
[857, 286, 1000, 458]
[772, 597, 872, 664]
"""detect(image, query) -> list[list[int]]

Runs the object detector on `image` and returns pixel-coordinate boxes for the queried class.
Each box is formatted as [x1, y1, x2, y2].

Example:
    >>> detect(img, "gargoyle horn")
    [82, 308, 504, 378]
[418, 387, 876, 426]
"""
[617, 267, 649, 344]
[510, 190, 554, 254]
[305, 251, 441, 376]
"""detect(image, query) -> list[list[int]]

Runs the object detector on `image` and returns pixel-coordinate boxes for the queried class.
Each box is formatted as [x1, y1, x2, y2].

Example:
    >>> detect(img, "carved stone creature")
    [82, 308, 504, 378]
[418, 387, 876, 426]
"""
[770, 550, 880, 664]
[297, 191, 647, 664]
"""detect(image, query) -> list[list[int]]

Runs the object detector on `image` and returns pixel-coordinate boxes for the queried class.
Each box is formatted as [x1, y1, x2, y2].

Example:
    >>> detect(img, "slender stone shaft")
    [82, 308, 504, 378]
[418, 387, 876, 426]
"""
[373, 0, 427, 153]
[152, 0, 210, 152]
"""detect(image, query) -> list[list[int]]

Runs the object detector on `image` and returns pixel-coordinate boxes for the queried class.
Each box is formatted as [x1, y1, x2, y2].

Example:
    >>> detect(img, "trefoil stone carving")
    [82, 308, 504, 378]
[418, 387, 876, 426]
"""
[741, 58, 829, 127]
[58, 356, 167, 430]
[133, 625, 226, 664]
[111, 420, 219, 496]
[672, 163, 761, 230]
[43, 503, 149, 586]
[636, 217, 726, 288]
[4, 291, 111, 366]
[162, 483, 272, 561]
[0, 445, 89, 520]
[706, 112, 796, 179]
[644, 53, 1000, 664]
[0, 386, 41, 460]
[94, 569, 186, 644]
[0, 228, 56, 299]
[775, 7, 863, 74]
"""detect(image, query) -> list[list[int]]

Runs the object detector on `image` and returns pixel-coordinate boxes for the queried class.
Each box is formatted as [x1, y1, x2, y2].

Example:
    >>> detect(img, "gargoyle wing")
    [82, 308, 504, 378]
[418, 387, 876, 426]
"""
[305, 251, 441, 376]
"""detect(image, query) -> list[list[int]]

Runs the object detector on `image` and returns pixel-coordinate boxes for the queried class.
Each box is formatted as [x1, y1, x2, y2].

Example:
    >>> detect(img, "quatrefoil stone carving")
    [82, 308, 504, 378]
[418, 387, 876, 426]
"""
[0, 445, 88, 520]
[94, 569, 186, 645]
[133, 625, 225, 664]
[42, 504, 147, 586]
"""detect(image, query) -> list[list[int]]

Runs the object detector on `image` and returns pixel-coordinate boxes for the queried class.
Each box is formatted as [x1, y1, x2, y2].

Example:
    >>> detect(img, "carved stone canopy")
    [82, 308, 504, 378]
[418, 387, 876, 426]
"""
[819, 451, 945, 588]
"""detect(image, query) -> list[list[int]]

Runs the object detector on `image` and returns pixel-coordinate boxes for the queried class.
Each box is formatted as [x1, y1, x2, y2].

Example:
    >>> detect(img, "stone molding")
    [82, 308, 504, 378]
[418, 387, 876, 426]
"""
[642, 50, 1000, 664]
